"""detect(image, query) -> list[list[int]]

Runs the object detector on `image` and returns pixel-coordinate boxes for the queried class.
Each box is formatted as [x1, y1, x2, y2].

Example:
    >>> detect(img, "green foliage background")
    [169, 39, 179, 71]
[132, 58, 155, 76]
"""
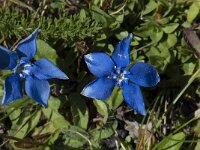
[0, 0, 200, 149]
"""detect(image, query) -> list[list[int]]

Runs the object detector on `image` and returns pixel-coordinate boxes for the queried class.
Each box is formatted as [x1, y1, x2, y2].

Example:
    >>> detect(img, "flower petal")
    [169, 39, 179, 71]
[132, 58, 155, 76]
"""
[129, 62, 160, 87]
[0, 45, 18, 70]
[25, 76, 50, 106]
[16, 28, 39, 62]
[81, 77, 115, 100]
[122, 83, 146, 115]
[31, 58, 68, 80]
[2, 74, 23, 105]
[111, 34, 133, 68]
[84, 52, 115, 77]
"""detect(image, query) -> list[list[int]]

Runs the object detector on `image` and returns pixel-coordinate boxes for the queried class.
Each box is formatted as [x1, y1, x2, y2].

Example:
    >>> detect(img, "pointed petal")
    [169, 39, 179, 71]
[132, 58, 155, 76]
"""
[84, 52, 115, 77]
[122, 83, 146, 115]
[129, 62, 160, 87]
[16, 28, 39, 61]
[81, 77, 115, 100]
[25, 76, 50, 106]
[111, 34, 133, 68]
[32, 58, 68, 80]
[0, 45, 18, 70]
[2, 74, 23, 105]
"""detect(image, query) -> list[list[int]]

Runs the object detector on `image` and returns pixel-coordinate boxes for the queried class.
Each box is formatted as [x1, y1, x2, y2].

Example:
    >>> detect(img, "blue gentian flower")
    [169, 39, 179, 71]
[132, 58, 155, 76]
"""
[0, 29, 68, 106]
[81, 34, 160, 115]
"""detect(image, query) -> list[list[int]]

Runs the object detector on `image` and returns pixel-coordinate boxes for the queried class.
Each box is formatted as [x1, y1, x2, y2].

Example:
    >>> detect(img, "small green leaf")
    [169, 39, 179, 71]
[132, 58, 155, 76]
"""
[115, 31, 129, 40]
[93, 100, 108, 116]
[7, 108, 21, 125]
[155, 132, 185, 150]
[105, 87, 123, 110]
[145, 46, 160, 56]
[10, 110, 41, 139]
[195, 142, 200, 150]
[91, 120, 118, 140]
[158, 42, 171, 58]
[142, 1, 158, 15]
[182, 62, 196, 75]
[42, 98, 69, 130]
[149, 56, 168, 72]
[187, 3, 199, 23]
[70, 93, 89, 129]
[50, 2, 65, 9]
[150, 30, 163, 42]
[162, 23, 179, 34]
[62, 126, 90, 148]
[33, 122, 56, 136]
[80, 9, 86, 21]
[194, 120, 200, 135]
[36, 39, 58, 64]
[5, 96, 30, 111]
[135, 24, 154, 38]
[93, 100, 108, 121]
[48, 96, 61, 110]
[167, 34, 177, 48]
[91, 6, 115, 27]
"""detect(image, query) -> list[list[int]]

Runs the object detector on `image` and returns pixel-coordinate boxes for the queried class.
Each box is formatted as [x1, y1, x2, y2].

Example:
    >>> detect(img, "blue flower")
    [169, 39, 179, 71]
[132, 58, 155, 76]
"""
[0, 29, 68, 106]
[81, 34, 160, 115]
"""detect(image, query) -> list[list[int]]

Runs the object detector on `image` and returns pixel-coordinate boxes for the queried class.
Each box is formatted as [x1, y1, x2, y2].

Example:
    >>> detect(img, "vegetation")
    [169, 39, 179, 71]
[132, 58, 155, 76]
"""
[0, 0, 200, 149]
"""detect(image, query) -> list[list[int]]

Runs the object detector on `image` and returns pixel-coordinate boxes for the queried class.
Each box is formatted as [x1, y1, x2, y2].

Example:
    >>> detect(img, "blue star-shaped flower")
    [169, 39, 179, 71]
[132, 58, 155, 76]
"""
[0, 29, 68, 106]
[81, 34, 160, 115]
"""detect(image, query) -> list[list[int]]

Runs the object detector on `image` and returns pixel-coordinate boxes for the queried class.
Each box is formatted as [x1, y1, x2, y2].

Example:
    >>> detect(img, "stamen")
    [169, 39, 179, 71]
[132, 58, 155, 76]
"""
[24, 64, 31, 68]
[19, 73, 23, 78]
[22, 70, 31, 75]
[111, 67, 130, 87]
[13, 62, 32, 78]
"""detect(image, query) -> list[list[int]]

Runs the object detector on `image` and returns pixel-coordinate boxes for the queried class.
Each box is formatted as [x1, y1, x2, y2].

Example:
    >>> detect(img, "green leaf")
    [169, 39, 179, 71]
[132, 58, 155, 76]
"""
[62, 126, 90, 148]
[0, 92, 3, 100]
[33, 122, 56, 136]
[36, 39, 58, 64]
[91, 6, 115, 28]
[150, 30, 163, 42]
[154, 132, 185, 150]
[145, 46, 160, 56]
[195, 142, 200, 150]
[115, 31, 129, 40]
[182, 62, 196, 75]
[194, 119, 200, 135]
[10, 110, 41, 139]
[69, 93, 89, 129]
[157, 42, 171, 59]
[142, 1, 158, 15]
[187, 3, 199, 23]
[167, 34, 177, 48]
[47, 96, 62, 110]
[5, 96, 30, 112]
[50, 2, 65, 9]
[149, 56, 168, 72]
[93, 100, 109, 123]
[91, 120, 118, 141]
[105, 87, 123, 110]
[93, 100, 108, 122]
[7, 108, 21, 125]
[80, 9, 86, 21]
[135, 24, 154, 38]
[162, 23, 179, 34]
[42, 98, 69, 130]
